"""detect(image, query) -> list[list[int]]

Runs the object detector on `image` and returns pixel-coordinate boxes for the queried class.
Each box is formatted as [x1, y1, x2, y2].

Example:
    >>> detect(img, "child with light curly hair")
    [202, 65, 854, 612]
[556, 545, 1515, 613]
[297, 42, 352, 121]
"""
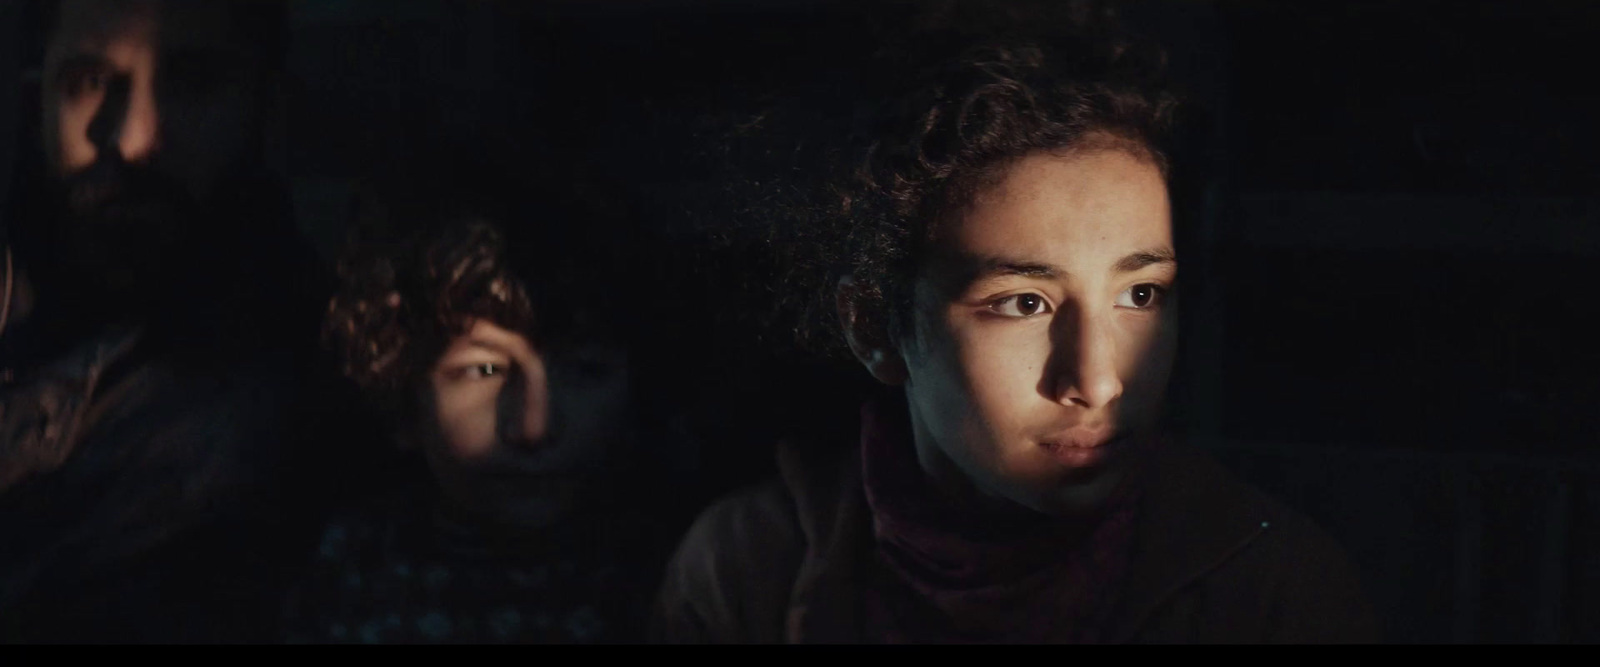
[283, 166, 677, 644]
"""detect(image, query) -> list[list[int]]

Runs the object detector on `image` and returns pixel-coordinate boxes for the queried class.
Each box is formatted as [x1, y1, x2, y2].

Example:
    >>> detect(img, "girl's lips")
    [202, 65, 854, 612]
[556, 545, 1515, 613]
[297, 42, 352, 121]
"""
[1039, 431, 1127, 468]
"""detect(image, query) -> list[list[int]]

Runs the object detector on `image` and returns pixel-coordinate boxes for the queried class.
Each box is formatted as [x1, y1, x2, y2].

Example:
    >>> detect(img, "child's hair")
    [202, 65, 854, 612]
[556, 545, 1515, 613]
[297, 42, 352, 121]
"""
[323, 162, 638, 419]
[771, 0, 1179, 354]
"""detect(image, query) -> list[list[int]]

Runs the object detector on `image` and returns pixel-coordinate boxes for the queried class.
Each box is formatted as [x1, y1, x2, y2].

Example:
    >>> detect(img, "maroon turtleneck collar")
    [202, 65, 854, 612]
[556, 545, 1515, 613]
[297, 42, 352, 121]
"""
[858, 393, 1143, 643]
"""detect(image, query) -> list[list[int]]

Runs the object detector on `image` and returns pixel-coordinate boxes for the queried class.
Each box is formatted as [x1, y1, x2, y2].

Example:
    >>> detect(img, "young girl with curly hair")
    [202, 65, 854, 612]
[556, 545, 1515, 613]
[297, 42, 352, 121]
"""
[654, 2, 1378, 644]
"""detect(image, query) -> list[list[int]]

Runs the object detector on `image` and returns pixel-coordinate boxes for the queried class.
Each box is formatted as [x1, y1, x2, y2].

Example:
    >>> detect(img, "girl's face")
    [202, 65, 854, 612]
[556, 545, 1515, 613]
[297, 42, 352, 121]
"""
[890, 146, 1178, 517]
[423, 318, 632, 531]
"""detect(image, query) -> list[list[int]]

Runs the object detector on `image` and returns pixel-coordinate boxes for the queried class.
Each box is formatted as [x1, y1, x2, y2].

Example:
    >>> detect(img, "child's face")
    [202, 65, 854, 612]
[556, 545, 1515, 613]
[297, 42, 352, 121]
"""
[896, 146, 1177, 517]
[423, 319, 631, 530]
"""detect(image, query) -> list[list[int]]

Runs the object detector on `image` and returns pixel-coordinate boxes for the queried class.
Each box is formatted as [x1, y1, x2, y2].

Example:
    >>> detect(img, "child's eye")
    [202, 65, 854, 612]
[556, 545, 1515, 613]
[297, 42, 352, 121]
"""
[1115, 283, 1168, 310]
[988, 293, 1052, 318]
[467, 363, 506, 379]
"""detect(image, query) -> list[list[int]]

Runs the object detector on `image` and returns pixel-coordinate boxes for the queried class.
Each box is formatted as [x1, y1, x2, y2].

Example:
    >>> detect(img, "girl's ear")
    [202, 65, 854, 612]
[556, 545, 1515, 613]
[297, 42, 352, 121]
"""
[836, 274, 908, 386]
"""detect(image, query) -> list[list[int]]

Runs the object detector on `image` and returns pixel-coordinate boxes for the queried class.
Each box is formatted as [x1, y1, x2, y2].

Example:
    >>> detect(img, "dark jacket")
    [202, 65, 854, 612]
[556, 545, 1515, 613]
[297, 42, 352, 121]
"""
[0, 282, 351, 642]
[0, 324, 326, 642]
[654, 435, 1381, 644]
[0, 178, 350, 642]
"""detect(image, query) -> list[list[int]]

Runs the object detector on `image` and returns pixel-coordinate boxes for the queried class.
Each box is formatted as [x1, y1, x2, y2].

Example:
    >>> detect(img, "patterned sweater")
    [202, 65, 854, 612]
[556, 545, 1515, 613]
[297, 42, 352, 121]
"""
[283, 489, 657, 644]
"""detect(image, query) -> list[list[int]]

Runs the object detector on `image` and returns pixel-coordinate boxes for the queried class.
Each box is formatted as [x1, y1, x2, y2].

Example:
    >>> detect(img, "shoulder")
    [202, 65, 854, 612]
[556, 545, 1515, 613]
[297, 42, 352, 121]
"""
[1238, 482, 1382, 642]
[652, 478, 807, 643]
[667, 479, 806, 584]
[1145, 445, 1381, 643]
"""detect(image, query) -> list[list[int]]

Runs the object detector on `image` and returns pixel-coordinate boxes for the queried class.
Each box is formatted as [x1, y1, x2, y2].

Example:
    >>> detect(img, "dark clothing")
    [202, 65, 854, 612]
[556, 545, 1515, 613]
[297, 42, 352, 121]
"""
[653, 406, 1381, 644]
[282, 477, 662, 644]
[0, 325, 331, 641]
[857, 396, 1140, 643]
[0, 216, 353, 641]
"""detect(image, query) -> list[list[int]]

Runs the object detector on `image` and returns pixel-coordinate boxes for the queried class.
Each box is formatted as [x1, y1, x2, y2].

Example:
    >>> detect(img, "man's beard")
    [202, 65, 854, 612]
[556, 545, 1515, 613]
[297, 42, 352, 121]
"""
[41, 160, 207, 308]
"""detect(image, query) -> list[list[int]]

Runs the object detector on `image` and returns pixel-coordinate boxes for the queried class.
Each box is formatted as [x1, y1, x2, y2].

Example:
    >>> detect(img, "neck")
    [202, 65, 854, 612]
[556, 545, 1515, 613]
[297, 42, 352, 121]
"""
[910, 431, 991, 504]
[880, 392, 1051, 540]
[900, 393, 1115, 537]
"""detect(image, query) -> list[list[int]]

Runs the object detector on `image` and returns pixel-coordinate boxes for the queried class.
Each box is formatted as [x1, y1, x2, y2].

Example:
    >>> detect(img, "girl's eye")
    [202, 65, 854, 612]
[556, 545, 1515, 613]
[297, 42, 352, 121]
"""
[988, 293, 1052, 318]
[1115, 283, 1168, 310]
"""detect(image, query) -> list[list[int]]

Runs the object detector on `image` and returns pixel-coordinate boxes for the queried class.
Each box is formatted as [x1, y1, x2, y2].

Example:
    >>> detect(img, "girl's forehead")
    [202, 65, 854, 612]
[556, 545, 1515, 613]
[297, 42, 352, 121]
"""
[952, 150, 1172, 270]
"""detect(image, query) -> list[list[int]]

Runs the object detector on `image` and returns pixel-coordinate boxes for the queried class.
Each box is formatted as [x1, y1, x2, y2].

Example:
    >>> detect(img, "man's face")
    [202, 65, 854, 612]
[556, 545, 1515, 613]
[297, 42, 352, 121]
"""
[38, 0, 265, 288]
[425, 319, 632, 531]
[897, 146, 1177, 517]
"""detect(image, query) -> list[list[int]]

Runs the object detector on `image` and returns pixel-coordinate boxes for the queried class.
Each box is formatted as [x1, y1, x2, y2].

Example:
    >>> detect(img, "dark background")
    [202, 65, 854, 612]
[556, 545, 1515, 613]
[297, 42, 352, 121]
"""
[4, 0, 1598, 643]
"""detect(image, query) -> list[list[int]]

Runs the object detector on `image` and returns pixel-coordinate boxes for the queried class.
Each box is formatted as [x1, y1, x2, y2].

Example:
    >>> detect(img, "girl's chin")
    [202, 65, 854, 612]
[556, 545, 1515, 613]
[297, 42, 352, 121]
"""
[1003, 461, 1134, 518]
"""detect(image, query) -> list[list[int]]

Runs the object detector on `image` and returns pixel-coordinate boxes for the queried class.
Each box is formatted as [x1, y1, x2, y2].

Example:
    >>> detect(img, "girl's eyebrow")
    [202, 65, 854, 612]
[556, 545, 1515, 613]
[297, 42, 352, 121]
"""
[976, 258, 1059, 280]
[940, 255, 1060, 297]
[968, 246, 1175, 282]
[1114, 247, 1177, 273]
[943, 246, 1178, 294]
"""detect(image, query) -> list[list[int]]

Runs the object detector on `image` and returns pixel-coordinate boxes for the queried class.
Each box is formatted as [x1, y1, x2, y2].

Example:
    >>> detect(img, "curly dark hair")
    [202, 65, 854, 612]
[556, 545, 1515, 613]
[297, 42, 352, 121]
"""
[325, 217, 531, 405]
[775, 1, 1179, 355]
[323, 165, 637, 419]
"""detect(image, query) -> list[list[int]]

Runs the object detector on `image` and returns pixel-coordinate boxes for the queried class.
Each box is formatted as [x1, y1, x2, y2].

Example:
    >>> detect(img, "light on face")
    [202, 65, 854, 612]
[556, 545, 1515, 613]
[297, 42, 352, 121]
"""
[45, 4, 162, 172]
[419, 317, 635, 531]
[43, 0, 265, 206]
[430, 320, 549, 462]
[895, 146, 1178, 516]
